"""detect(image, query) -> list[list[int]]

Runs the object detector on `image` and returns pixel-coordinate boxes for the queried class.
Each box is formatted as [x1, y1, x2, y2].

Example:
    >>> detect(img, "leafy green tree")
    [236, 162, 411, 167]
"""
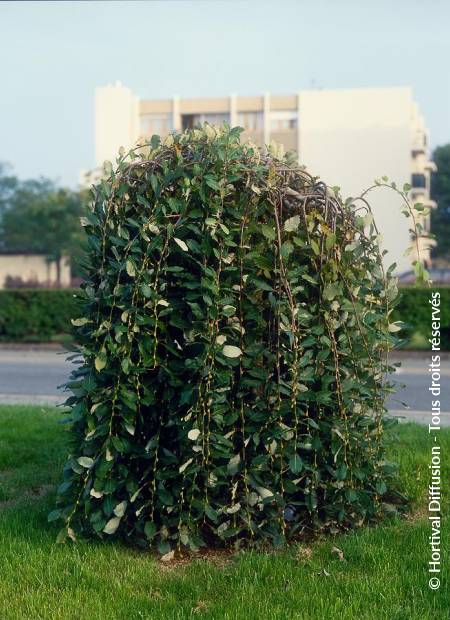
[0, 171, 85, 283]
[431, 144, 450, 262]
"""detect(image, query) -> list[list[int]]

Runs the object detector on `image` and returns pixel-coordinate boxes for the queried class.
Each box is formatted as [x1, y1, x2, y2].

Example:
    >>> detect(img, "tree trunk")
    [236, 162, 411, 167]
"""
[55, 257, 61, 287]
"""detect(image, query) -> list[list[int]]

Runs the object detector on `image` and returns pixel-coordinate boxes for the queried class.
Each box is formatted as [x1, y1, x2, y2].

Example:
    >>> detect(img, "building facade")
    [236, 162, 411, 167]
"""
[94, 82, 435, 274]
[0, 254, 71, 289]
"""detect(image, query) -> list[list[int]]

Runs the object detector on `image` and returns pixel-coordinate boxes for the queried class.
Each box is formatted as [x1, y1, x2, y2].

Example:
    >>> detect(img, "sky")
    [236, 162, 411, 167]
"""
[1, 0, 449, 187]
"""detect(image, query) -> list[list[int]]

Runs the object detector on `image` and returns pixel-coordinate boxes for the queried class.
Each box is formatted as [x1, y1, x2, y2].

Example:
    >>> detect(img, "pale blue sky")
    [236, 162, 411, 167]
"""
[1, 0, 449, 187]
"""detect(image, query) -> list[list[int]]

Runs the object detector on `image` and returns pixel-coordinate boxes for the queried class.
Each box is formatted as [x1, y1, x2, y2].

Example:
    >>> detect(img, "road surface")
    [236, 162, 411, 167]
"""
[0, 348, 448, 426]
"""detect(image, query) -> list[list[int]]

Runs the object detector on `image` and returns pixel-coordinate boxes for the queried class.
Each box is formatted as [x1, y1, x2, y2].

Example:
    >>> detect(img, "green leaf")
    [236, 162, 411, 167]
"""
[179, 458, 193, 473]
[376, 481, 387, 495]
[281, 241, 293, 257]
[322, 282, 340, 301]
[95, 354, 107, 372]
[157, 540, 171, 555]
[113, 501, 127, 518]
[301, 274, 317, 285]
[205, 176, 220, 191]
[103, 516, 121, 535]
[47, 509, 61, 522]
[284, 215, 300, 232]
[310, 239, 320, 255]
[144, 521, 157, 540]
[255, 486, 274, 500]
[414, 261, 425, 278]
[150, 174, 159, 194]
[56, 528, 68, 543]
[227, 502, 241, 514]
[222, 305, 236, 317]
[388, 322, 402, 333]
[345, 489, 358, 502]
[71, 317, 90, 327]
[253, 278, 273, 292]
[336, 464, 347, 481]
[140, 284, 152, 298]
[305, 490, 317, 511]
[205, 504, 219, 522]
[289, 453, 303, 474]
[77, 456, 94, 469]
[261, 224, 276, 241]
[227, 454, 241, 475]
[126, 260, 136, 278]
[325, 233, 336, 251]
[222, 345, 242, 358]
[174, 238, 189, 252]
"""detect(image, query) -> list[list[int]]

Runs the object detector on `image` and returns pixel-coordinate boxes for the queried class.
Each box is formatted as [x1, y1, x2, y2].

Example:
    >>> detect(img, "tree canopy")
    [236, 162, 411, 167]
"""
[0, 163, 86, 281]
[431, 144, 450, 263]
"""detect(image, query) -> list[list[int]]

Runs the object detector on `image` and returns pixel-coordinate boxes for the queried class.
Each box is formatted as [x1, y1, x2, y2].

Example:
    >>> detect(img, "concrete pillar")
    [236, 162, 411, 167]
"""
[172, 95, 181, 131]
[263, 92, 271, 147]
[230, 94, 238, 127]
[95, 82, 139, 167]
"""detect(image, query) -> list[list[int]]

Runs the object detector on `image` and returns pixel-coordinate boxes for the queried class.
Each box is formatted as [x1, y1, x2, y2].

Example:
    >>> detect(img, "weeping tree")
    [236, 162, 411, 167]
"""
[52, 125, 415, 554]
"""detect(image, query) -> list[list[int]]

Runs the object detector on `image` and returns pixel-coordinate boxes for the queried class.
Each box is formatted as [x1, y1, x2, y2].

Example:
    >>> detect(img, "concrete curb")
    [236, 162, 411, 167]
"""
[0, 343, 67, 352]
[0, 394, 64, 406]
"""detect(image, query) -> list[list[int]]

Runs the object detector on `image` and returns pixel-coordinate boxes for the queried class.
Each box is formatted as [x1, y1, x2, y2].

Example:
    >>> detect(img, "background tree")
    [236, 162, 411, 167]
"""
[431, 144, 450, 264]
[0, 164, 86, 283]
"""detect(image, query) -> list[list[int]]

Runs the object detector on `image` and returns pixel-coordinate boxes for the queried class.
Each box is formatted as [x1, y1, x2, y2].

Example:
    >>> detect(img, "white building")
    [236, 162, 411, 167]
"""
[93, 83, 436, 274]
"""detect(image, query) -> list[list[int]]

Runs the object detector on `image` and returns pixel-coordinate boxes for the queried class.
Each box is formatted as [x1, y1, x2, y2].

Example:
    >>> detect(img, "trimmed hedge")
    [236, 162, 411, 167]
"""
[393, 286, 450, 350]
[0, 287, 448, 349]
[0, 289, 79, 342]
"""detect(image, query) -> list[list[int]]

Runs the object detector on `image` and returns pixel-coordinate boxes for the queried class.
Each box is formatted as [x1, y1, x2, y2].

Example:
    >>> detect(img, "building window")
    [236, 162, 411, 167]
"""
[411, 173, 426, 188]
[140, 114, 172, 136]
[270, 110, 298, 131]
[237, 111, 264, 131]
[182, 113, 230, 130]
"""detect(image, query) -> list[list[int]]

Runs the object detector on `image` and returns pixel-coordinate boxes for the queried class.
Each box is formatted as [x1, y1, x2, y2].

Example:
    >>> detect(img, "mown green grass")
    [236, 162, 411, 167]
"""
[0, 406, 448, 620]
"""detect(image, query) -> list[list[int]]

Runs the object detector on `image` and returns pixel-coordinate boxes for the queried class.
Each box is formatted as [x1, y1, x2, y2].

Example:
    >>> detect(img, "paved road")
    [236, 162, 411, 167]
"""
[386, 357, 450, 427]
[0, 348, 448, 426]
[0, 348, 72, 406]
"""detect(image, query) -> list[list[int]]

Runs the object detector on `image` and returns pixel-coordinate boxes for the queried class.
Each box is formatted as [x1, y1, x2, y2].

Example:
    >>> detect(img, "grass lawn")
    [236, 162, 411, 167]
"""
[0, 405, 448, 619]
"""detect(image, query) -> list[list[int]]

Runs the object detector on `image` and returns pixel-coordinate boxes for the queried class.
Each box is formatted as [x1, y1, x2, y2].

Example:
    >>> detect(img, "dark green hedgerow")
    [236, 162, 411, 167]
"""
[0, 289, 79, 341]
[393, 286, 450, 349]
[53, 125, 408, 553]
[0, 287, 445, 349]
